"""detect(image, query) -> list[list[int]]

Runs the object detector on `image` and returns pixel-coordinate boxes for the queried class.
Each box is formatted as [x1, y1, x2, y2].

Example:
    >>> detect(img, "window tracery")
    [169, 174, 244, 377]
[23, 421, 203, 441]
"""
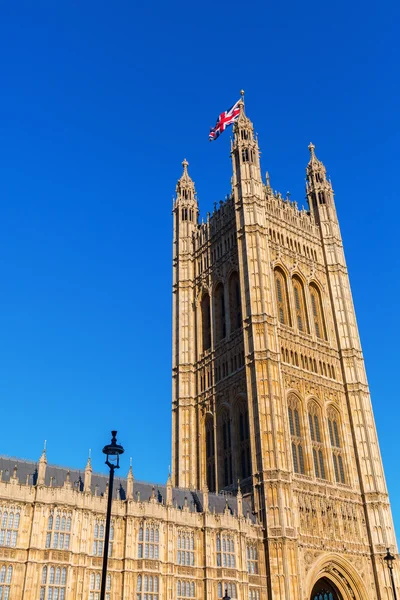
[177, 580, 196, 599]
[0, 565, 12, 600]
[309, 284, 326, 339]
[328, 409, 346, 484]
[292, 276, 309, 333]
[308, 403, 326, 479]
[275, 269, 291, 326]
[40, 566, 67, 600]
[217, 583, 237, 598]
[288, 395, 305, 474]
[214, 283, 226, 342]
[138, 523, 159, 559]
[93, 519, 113, 557]
[246, 544, 258, 574]
[137, 575, 159, 600]
[89, 572, 111, 600]
[177, 531, 195, 565]
[46, 511, 71, 550]
[0, 506, 20, 548]
[216, 534, 235, 568]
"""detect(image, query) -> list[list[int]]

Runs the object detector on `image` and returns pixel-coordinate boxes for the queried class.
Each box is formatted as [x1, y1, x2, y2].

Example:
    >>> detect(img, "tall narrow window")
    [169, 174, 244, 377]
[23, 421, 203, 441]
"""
[177, 581, 196, 599]
[137, 523, 159, 559]
[177, 531, 195, 565]
[0, 565, 12, 600]
[0, 506, 21, 548]
[309, 284, 326, 339]
[292, 277, 309, 333]
[214, 283, 226, 342]
[219, 411, 233, 487]
[137, 576, 159, 600]
[46, 511, 71, 551]
[40, 565, 67, 600]
[288, 396, 305, 474]
[201, 294, 211, 351]
[93, 520, 113, 557]
[237, 404, 251, 480]
[328, 410, 345, 484]
[218, 582, 237, 598]
[308, 403, 326, 479]
[229, 272, 242, 332]
[275, 269, 291, 326]
[247, 545, 258, 574]
[216, 535, 236, 568]
[205, 415, 216, 492]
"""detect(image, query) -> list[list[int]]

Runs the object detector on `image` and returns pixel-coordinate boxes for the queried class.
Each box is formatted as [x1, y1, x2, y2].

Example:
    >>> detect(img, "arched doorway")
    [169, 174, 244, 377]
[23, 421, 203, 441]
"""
[311, 578, 343, 600]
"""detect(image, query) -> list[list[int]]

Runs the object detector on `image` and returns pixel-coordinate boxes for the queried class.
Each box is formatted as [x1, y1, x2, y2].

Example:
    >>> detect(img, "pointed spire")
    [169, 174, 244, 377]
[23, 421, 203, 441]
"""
[127, 460, 134, 500]
[237, 480, 243, 517]
[202, 482, 209, 513]
[64, 470, 72, 490]
[177, 158, 194, 187]
[38, 443, 47, 486]
[84, 452, 92, 493]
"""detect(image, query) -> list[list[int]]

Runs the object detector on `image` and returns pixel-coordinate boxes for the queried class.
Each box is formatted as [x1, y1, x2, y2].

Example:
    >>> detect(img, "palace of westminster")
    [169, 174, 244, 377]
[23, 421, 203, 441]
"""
[0, 99, 398, 600]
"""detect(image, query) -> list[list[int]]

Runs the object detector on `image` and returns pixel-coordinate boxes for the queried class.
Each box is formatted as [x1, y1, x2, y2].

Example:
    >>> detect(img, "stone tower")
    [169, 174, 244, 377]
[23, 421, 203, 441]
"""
[172, 99, 398, 599]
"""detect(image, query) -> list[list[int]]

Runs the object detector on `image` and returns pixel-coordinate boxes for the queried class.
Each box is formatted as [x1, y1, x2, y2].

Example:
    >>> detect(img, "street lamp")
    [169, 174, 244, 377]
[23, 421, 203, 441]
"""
[100, 431, 124, 600]
[384, 548, 398, 600]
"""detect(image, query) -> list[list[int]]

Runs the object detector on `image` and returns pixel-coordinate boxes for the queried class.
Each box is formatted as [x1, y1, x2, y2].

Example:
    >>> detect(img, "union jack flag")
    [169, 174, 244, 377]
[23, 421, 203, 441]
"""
[209, 99, 241, 141]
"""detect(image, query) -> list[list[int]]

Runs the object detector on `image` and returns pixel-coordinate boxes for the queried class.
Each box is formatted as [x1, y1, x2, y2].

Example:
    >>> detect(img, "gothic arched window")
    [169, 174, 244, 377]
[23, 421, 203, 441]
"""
[328, 409, 346, 484]
[229, 272, 242, 332]
[308, 403, 326, 480]
[237, 403, 251, 480]
[292, 276, 309, 333]
[219, 410, 233, 487]
[288, 396, 305, 474]
[205, 415, 216, 492]
[275, 269, 291, 326]
[309, 283, 326, 339]
[214, 283, 226, 342]
[201, 293, 211, 351]
[137, 523, 159, 559]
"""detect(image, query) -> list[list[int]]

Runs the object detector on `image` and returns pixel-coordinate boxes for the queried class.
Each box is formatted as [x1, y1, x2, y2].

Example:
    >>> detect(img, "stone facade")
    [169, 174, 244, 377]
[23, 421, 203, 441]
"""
[172, 98, 399, 599]
[0, 97, 398, 600]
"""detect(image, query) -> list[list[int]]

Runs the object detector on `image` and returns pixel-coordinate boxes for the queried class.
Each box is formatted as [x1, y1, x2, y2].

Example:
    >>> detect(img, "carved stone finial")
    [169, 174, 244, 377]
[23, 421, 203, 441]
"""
[308, 142, 315, 155]
[182, 158, 188, 171]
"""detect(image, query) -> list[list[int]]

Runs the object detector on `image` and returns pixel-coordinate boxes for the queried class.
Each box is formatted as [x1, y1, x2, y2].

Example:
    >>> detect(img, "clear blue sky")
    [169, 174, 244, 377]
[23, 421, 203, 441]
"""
[0, 1, 399, 532]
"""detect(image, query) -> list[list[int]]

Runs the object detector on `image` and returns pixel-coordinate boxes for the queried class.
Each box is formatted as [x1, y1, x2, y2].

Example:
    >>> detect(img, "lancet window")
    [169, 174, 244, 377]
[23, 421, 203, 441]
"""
[275, 269, 291, 326]
[292, 276, 308, 333]
[249, 591, 260, 600]
[216, 534, 236, 568]
[137, 575, 159, 600]
[40, 566, 67, 600]
[247, 544, 258, 574]
[177, 581, 196, 599]
[309, 284, 326, 339]
[46, 511, 71, 550]
[201, 294, 211, 352]
[218, 583, 237, 598]
[229, 272, 242, 332]
[177, 531, 195, 565]
[219, 410, 233, 487]
[93, 519, 113, 557]
[89, 573, 111, 600]
[237, 404, 251, 480]
[328, 409, 345, 484]
[214, 283, 226, 342]
[205, 415, 216, 492]
[308, 403, 326, 479]
[138, 523, 159, 559]
[288, 396, 305, 474]
[0, 506, 20, 548]
[0, 565, 12, 600]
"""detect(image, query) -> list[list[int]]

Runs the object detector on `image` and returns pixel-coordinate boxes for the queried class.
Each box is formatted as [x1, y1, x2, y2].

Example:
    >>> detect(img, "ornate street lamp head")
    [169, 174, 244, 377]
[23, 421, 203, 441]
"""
[223, 590, 231, 600]
[102, 430, 124, 469]
[384, 548, 396, 571]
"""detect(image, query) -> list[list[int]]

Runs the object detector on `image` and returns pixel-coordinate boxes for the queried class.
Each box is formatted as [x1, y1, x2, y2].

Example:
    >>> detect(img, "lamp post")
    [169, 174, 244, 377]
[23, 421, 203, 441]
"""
[100, 431, 124, 600]
[384, 548, 398, 600]
[223, 590, 231, 600]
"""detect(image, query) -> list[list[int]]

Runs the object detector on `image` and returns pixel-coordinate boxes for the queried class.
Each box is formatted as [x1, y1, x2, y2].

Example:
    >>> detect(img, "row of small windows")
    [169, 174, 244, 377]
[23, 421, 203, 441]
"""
[269, 229, 318, 261]
[181, 207, 195, 222]
[138, 524, 159, 559]
[177, 531, 195, 565]
[214, 350, 245, 384]
[137, 575, 159, 600]
[288, 396, 346, 484]
[0, 508, 20, 548]
[89, 572, 111, 600]
[177, 581, 196, 598]
[209, 233, 236, 264]
[46, 513, 72, 551]
[40, 566, 67, 600]
[216, 535, 236, 568]
[0, 565, 12, 600]
[275, 269, 327, 340]
[281, 345, 336, 380]
[201, 272, 241, 353]
[241, 148, 255, 163]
